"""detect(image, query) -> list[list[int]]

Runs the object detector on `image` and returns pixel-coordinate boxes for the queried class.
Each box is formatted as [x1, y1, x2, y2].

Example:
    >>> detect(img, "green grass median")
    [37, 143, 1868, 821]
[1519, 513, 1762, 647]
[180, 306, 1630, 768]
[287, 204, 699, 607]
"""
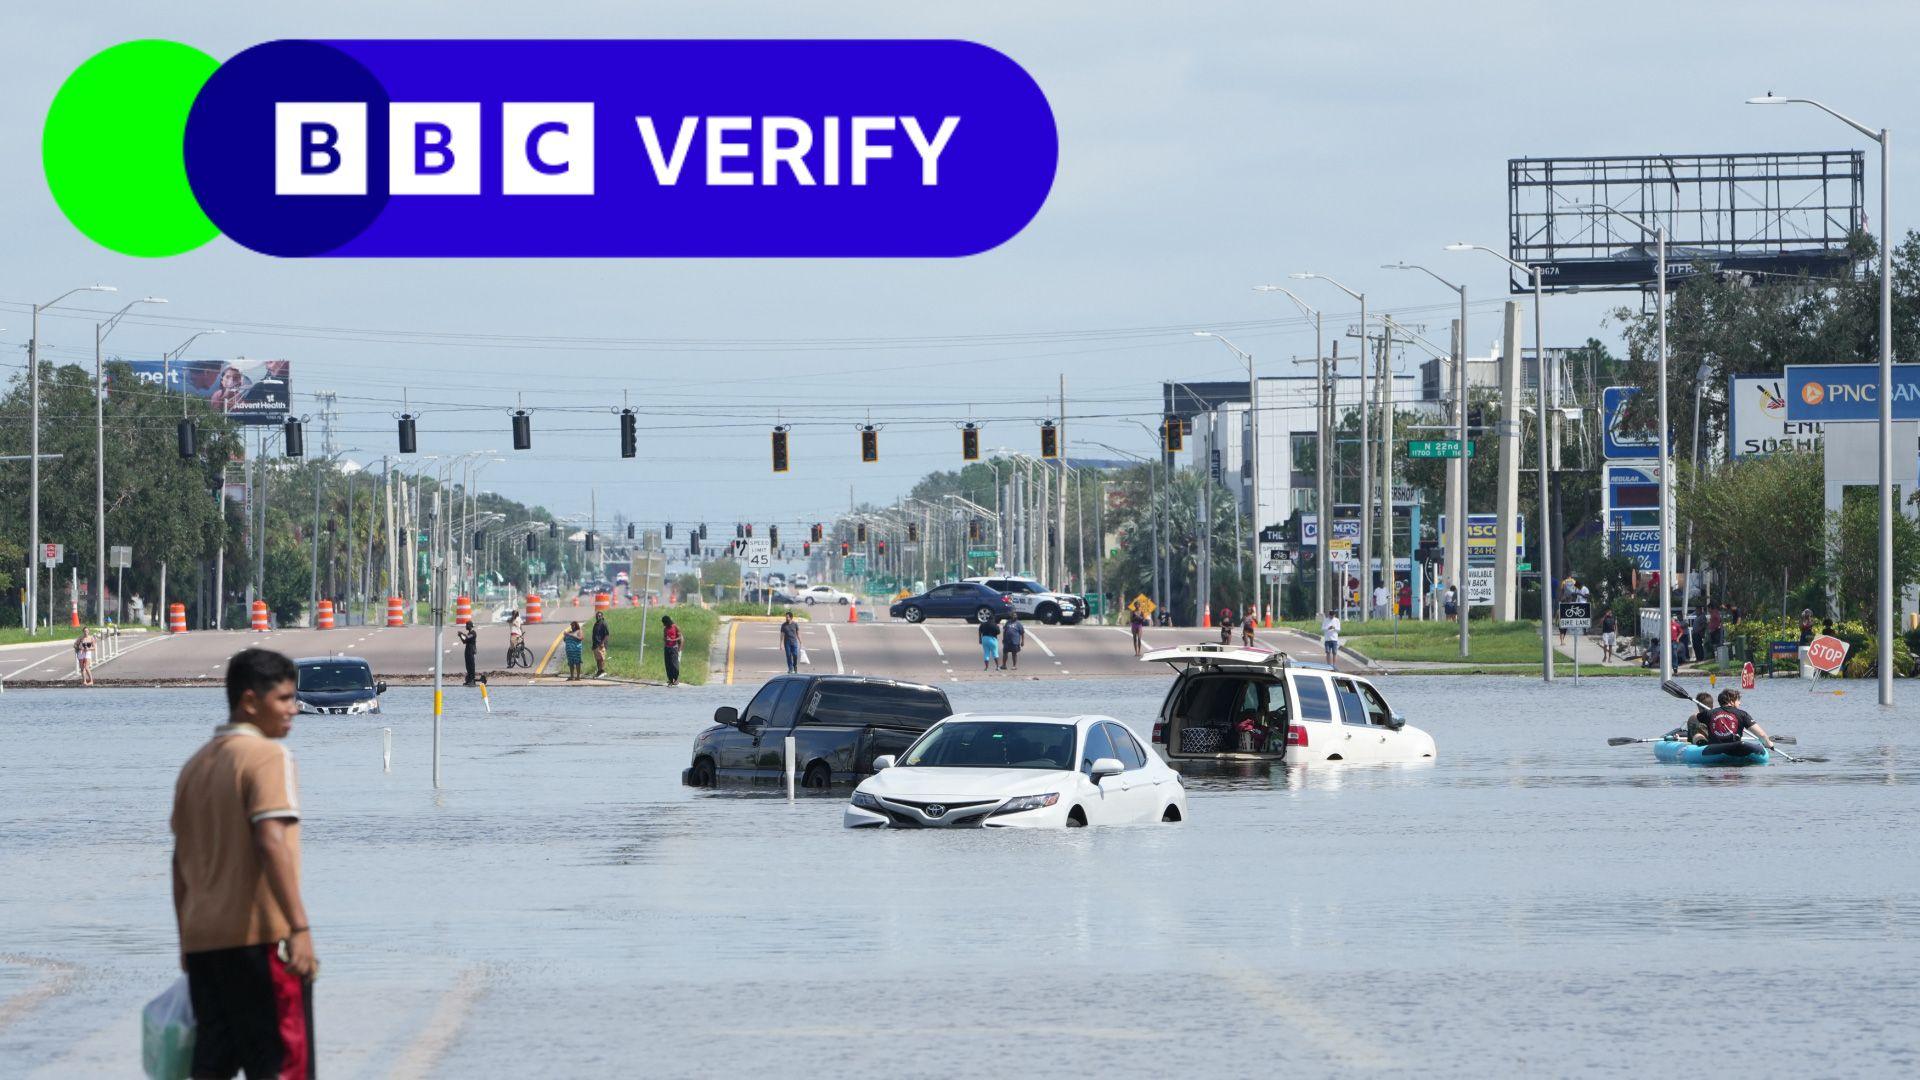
[1283, 617, 1552, 664]
[593, 605, 717, 685]
[0, 627, 85, 647]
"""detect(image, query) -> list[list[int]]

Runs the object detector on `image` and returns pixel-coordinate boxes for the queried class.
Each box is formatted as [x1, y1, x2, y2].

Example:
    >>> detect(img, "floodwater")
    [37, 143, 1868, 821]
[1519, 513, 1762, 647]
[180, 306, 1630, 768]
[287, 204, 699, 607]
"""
[1, 675, 1916, 1078]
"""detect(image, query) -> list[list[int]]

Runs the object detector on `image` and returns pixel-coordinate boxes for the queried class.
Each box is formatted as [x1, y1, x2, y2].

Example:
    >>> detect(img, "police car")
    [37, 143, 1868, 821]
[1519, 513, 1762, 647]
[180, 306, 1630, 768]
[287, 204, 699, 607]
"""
[962, 577, 1086, 625]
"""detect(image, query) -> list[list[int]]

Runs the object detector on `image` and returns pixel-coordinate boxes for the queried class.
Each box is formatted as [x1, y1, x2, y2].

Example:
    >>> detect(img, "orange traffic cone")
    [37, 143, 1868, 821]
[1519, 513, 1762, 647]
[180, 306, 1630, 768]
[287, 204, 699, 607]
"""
[847, 601, 859, 624]
[1263, 607, 1272, 629]
[1202, 608, 1211, 628]
[71, 600, 80, 628]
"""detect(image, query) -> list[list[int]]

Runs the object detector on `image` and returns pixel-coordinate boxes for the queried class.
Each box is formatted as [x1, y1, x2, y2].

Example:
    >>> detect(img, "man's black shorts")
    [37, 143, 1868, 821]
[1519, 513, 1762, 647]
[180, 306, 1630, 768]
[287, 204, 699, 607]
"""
[184, 942, 314, 1079]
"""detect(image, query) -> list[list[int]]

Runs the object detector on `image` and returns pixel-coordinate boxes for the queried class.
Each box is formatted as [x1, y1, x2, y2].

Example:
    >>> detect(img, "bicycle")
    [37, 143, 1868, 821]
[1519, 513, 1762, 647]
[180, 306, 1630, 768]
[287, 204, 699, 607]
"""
[506, 638, 533, 669]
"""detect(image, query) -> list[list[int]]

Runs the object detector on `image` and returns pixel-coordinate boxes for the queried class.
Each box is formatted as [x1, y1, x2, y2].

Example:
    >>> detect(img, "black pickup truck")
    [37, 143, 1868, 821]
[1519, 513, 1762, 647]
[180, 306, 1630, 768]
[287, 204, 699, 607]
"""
[682, 675, 952, 789]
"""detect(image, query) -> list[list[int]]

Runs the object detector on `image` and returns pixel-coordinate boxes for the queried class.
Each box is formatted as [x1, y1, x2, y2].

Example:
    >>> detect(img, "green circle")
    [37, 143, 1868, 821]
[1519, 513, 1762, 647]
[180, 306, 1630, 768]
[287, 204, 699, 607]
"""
[43, 39, 220, 257]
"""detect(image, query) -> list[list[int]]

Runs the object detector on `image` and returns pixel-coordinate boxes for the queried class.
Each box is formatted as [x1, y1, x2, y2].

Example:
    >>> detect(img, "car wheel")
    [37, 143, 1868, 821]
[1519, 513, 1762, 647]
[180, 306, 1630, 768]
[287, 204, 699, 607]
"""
[1037, 603, 1060, 625]
[1161, 804, 1183, 823]
[838, 597, 849, 605]
[903, 606, 925, 624]
[689, 757, 716, 787]
[802, 761, 832, 789]
[974, 606, 995, 624]
[1066, 807, 1088, 827]
[805, 596, 817, 605]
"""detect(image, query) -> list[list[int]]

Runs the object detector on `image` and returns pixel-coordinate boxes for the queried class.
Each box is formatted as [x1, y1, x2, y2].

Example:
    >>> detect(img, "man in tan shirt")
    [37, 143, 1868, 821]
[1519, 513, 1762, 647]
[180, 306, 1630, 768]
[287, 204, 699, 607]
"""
[172, 648, 318, 1079]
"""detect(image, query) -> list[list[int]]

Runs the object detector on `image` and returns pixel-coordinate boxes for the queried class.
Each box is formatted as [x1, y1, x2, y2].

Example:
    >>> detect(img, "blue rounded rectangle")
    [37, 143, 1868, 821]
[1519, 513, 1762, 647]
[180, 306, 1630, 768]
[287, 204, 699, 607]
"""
[286, 39, 1059, 258]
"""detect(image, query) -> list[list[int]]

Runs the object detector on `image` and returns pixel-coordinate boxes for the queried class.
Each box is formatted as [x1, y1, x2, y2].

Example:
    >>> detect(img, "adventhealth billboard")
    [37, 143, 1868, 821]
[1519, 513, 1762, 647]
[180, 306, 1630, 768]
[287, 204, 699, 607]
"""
[1785, 363, 1920, 422]
[45, 39, 1058, 258]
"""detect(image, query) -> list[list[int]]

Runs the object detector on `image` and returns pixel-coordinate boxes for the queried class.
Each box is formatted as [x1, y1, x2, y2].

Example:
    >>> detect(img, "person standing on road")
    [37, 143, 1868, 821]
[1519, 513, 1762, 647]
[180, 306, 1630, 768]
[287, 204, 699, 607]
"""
[662, 615, 683, 686]
[1600, 608, 1618, 662]
[458, 620, 478, 685]
[563, 621, 585, 680]
[1129, 608, 1147, 659]
[1001, 612, 1025, 671]
[1321, 610, 1341, 667]
[171, 648, 317, 1080]
[978, 615, 1001, 671]
[779, 611, 801, 674]
[1240, 608, 1257, 647]
[74, 627, 97, 686]
[591, 612, 611, 678]
[1218, 606, 1233, 644]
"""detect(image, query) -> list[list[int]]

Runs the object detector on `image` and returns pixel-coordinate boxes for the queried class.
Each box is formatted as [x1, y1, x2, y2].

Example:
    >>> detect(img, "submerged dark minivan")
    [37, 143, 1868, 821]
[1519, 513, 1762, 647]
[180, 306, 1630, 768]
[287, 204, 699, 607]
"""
[294, 656, 388, 715]
[683, 675, 952, 789]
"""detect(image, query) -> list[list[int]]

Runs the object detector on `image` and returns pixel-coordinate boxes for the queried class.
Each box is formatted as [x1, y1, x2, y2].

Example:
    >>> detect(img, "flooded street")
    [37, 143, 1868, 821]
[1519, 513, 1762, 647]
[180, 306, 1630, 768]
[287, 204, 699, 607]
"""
[3, 675, 1916, 1077]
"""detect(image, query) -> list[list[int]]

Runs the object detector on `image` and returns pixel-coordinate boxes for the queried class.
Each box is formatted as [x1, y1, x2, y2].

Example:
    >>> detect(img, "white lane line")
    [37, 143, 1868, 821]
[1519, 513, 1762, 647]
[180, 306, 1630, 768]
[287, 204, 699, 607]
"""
[2, 646, 81, 682]
[1107, 625, 1153, 653]
[917, 624, 945, 658]
[1023, 629, 1057, 658]
[823, 624, 845, 674]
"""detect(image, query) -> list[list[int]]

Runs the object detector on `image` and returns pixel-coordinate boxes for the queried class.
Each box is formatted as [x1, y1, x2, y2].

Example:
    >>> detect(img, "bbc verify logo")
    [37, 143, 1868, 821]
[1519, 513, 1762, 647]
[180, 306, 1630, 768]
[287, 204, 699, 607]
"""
[45, 39, 1055, 258]
[277, 103, 961, 196]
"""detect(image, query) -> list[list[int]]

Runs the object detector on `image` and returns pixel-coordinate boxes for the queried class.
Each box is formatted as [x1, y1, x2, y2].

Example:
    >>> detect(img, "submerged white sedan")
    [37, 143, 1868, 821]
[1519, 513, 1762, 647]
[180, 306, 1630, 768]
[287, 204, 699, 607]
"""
[844, 713, 1187, 829]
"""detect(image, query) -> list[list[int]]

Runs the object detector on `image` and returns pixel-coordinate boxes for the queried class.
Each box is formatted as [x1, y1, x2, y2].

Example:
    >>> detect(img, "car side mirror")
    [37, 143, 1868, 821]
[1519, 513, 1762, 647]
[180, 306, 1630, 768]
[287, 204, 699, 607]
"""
[375, 682, 388, 695]
[1090, 757, 1125, 781]
[1387, 713, 1407, 731]
[714, 706, 740, 728]
[872, 755, 896, 771]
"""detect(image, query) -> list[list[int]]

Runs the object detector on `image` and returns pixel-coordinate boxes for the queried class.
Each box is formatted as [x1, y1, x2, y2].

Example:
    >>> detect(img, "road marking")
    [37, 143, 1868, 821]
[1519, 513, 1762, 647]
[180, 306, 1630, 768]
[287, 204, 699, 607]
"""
[823, 623, 845, 674]
[1107, 625, 1152, 654]
[917, 624, 945, 657]
[725, 621, 738, 685]
[2, 646, 80, 682]
[1023, 629, 1056, 658]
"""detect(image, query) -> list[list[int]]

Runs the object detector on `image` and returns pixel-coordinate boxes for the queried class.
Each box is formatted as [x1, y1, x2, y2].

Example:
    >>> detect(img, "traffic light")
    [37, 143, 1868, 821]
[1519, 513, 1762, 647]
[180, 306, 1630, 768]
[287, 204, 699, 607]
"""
[968, 519, 981, 542]
[746, 523, 754, 538]
[877, 539, 887, 555]
[769, 525, 779, 546]
[688, 534, 699, 556]
[856, 523, 867, 543]
[961, 423, 980, 461]
[907, 522, 918, 542]
[525, 532, 536, 553]
[1163, 414, 1183, 452]
[474, 531, 485, 550]
[1039, 420, 1058, 459]
[511, 409, 532, 450]
[860, 425, 878, 462]
[548, 521, 558, 538]
[619, 408, 637, 458]
[398, 414, 418, 454]
[283, 417, 304, 458]
[803, 541, 811, 556]
[698, 522, 708, 540]
[177, 418, 196, 459]
[584, 531, 596, 552]
[736, 523, 745, 539]
[665, 523, 674, 539]
[811, 523, 823, 542]
[627, 523, 635, 540]
[840, 540, 850, 556]
[771, 426, 789, 473]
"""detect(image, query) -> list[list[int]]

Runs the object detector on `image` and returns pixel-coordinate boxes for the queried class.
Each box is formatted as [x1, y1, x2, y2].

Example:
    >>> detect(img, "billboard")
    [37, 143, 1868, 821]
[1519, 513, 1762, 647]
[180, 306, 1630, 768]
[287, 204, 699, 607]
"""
[128, 359, 291, 424]
[1437, 513, 1527, 568]
[1784, 363, 1920, 422]
[1729, 375, 1823, 458]
[1601, 386, 1659, 459]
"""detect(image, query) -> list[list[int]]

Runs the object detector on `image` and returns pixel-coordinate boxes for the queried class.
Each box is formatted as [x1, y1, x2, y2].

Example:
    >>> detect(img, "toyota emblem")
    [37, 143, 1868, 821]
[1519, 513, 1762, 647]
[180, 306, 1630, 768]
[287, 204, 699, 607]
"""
[924, 804, 947, 818]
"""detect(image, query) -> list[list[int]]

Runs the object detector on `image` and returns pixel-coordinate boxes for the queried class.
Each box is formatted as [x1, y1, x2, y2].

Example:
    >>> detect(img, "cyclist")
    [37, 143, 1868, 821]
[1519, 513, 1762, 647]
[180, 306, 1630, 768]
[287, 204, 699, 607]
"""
[505, 611, 526, 667]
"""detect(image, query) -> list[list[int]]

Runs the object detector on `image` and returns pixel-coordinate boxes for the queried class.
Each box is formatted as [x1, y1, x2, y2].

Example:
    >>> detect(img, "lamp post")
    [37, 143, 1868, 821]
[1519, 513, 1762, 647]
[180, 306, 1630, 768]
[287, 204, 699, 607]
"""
[1195, 332, 1259, 620]
[1291, 274, 1371, 619]
[1256, 286, 1333, 618]
[1748, 93, 1894, 706]
[95, 296, 168, 624]
[1384, 263, 1469, 657]
[27, 283, 115, 632]
[1573, 203, 1673, 681]
[1446, 241, 1555, 681]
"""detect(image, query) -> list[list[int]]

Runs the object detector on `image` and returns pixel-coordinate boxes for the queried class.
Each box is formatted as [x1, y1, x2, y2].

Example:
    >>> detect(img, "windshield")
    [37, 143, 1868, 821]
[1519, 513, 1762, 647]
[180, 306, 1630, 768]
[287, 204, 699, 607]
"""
[902, 721, 1076, 770]
[297, 662, 374, 693]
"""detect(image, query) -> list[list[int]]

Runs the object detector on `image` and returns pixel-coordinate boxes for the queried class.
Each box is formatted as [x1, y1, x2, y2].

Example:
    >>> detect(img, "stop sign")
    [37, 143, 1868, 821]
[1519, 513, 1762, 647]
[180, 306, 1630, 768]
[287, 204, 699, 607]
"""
[1806, 634, 1850, 673]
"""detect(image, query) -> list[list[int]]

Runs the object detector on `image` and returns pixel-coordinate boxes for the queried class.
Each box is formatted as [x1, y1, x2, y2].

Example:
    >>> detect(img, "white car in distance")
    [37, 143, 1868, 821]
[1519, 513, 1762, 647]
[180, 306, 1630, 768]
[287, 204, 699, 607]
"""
[844, 714, 1187, 829]
[797, 584, 855, 606]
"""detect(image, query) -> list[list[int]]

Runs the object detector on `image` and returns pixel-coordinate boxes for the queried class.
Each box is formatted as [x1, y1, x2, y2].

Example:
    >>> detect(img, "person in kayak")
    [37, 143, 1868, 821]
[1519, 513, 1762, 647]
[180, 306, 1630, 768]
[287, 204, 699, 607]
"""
[1704, 688, 1775, 751]
[1685, 691, 1715, 744]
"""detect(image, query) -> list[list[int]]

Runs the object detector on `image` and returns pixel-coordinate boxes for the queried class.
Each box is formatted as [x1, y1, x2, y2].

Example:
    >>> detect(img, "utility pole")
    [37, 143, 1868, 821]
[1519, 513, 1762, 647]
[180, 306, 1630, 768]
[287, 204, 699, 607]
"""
[1377, 326, 1394, 618]
[1056, 375, 1069, 589]
[1494, 302, 1523, 621]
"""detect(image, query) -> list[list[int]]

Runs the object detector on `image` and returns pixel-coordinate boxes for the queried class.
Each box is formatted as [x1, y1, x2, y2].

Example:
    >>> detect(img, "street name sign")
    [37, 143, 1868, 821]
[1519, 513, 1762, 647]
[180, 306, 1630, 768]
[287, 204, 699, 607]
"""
[1409, 439, 1474, 459]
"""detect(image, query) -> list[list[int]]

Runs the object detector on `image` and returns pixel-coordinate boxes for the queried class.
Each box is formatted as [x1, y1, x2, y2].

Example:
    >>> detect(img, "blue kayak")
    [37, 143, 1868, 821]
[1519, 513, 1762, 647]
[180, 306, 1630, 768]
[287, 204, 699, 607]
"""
[1653, 738, 1772, 766]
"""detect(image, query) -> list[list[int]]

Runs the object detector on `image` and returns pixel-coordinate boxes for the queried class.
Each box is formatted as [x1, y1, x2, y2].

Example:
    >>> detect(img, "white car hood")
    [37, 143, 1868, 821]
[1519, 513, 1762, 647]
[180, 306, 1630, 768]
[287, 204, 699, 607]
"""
[862, 766, 1070, 800]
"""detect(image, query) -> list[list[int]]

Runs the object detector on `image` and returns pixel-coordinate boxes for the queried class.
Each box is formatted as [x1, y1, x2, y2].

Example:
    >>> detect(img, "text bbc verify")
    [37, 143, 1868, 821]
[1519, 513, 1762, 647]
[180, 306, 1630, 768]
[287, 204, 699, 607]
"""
[279, 108, 963, 197]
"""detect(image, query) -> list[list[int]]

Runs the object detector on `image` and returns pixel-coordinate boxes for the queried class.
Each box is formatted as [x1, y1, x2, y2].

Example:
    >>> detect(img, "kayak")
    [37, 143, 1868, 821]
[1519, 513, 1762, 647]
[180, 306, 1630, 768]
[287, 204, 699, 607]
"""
[1653, 738, 1772, 767]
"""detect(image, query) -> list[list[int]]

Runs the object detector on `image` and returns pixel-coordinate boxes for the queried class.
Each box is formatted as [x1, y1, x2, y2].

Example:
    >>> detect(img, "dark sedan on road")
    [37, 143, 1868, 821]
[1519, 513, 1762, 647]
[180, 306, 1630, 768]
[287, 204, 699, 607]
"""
[294, 656, 388, 715]
[889, 582, 1014, 624]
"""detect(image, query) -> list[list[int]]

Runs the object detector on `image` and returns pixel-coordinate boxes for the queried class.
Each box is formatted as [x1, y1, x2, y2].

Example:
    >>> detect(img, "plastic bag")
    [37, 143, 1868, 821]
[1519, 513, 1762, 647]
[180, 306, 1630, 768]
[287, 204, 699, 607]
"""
[797, 646, 811, 666]
[142, 975, 195, 1079]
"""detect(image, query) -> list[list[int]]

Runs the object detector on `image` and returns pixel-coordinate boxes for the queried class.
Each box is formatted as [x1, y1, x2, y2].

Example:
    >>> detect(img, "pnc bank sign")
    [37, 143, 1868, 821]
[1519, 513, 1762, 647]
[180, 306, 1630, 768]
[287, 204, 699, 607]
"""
[1785, 363, 1920, 422]
[44, 39, 1057, 258]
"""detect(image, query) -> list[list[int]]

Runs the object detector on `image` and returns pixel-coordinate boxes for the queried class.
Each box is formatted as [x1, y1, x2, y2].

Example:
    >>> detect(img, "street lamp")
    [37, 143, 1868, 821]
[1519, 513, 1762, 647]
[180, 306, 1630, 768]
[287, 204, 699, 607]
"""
[1256, 285, 1333, 617]
[26, 282, 115, 632]
[96, 296, 168, 624]
[1570, 202, 1673, 681]
[1290, 273, 1374, 618]
[1446, 241, 1555, 682]
[1749, 93, 1895, 706]
[1195, 331, 1260, 621]
[1383, 262, 1469, 657]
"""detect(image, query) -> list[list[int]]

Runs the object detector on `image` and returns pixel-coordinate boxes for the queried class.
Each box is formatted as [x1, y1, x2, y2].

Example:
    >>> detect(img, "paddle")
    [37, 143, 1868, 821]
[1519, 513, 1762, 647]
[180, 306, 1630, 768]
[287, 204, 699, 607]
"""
[1659, 678, 1804, 745]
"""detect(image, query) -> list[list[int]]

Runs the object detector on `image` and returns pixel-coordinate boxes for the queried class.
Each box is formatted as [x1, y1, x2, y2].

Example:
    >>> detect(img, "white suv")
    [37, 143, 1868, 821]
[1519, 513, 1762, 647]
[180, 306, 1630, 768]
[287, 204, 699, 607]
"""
[963, 577, 1085, 625]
